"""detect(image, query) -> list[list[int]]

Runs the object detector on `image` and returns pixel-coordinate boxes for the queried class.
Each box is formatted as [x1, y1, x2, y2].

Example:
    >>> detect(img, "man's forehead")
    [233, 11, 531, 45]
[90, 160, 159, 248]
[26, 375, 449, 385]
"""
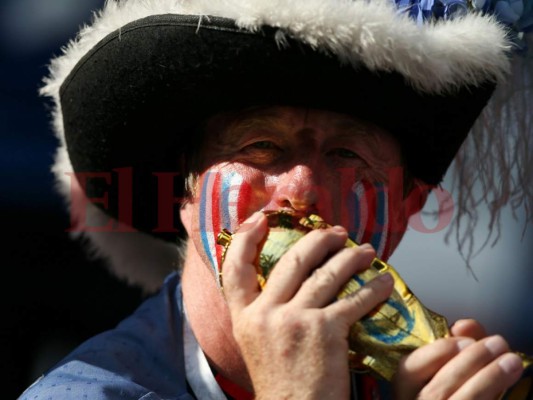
[210, 106, 388, 142]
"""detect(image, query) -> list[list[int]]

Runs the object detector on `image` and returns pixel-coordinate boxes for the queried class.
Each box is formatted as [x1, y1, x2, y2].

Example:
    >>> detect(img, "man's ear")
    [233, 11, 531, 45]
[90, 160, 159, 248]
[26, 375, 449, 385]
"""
[180, 202, 193, 237]
[403, 179, 433, 218]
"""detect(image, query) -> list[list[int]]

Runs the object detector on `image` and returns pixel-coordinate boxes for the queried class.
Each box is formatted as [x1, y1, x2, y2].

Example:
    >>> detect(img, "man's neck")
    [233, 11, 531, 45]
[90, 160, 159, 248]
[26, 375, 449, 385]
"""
[181, 241, 253, 392]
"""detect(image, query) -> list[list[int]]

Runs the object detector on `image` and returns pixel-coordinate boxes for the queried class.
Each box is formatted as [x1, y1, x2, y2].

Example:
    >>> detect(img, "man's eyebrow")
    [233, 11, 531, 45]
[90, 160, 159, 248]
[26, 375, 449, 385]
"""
[329, 118, 376, 139]
[326, 118, 399, 161]
[220, 113, 291, 145]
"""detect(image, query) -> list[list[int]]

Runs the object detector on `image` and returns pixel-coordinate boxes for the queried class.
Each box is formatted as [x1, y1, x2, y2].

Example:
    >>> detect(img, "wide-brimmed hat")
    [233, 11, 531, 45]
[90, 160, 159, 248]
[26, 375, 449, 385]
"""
[42, 0, 530, 290]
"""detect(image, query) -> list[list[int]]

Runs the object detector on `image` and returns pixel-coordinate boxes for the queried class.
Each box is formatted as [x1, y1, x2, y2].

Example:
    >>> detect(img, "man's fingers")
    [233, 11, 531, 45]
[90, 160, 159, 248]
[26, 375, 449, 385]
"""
[450, 319, 487, 340]
[292, 244, 376, 308]
[450, 352, 523, 400]
[328, 271, 394, 325]
[393, 337, 473, 400]
[262, 226, 348, 303]
[394, 335, 524, 400]
[221, 212, 267, 314]
[420, 335, 510, 398]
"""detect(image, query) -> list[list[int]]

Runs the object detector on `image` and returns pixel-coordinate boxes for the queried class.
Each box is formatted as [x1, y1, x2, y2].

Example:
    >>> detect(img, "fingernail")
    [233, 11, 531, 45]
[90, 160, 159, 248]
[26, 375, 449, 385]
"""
[485, 335, 508, 356]
[498, 353, 523, 375]
[238, 212, 263, 233]
[359, 243, 373, 250]
[377, 272, 393, 284]
[331, 225, 346, 233]
[457, 338, 475, 350]
[450, 319, 471, 330]
[246, 211, 263, 224]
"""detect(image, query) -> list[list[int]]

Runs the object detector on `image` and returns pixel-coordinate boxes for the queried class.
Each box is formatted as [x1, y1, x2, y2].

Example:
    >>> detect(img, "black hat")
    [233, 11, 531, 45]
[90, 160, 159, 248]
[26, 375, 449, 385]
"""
[42, 0, 517, 290]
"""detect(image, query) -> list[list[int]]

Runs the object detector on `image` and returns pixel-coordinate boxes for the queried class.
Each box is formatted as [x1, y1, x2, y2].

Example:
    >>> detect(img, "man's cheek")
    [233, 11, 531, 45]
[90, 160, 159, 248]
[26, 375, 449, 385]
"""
[196, 170, 260, 278]
[222, 175, 254, 232]
[196, 170, 224, 276]
[344, 181, 398, 260]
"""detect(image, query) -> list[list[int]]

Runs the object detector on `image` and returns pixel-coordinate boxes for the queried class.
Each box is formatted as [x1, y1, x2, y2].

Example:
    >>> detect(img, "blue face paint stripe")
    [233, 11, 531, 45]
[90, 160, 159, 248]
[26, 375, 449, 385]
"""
[370, 183, 386, 251]
[199, 171, 216, 269]
[351, 184, 362, 240]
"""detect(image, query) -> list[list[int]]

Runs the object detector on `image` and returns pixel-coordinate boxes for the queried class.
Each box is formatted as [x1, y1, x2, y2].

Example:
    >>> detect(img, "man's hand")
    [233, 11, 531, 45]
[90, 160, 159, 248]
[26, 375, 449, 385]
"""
[393, 319, 524, 399]
[221, 212, 394, 399]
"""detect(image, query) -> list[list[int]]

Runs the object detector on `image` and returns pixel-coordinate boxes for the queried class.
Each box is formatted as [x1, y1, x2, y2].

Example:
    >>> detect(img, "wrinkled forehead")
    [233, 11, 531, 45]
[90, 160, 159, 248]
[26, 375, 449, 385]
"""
[203, 105, 397, 146]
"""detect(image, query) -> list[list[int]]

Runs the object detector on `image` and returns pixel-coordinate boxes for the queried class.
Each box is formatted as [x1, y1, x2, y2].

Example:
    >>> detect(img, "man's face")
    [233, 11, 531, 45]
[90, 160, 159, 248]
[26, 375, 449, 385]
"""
[181, 106, 426, 280]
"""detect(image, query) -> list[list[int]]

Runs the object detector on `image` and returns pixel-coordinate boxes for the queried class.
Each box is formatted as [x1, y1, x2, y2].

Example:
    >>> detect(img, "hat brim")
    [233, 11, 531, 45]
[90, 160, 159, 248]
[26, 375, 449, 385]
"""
[60, 14, 495, 240]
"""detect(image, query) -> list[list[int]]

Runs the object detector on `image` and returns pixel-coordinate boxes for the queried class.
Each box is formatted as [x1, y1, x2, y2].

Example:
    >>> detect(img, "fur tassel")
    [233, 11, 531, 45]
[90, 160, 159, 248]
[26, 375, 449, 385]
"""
[448, 35, 533, 263]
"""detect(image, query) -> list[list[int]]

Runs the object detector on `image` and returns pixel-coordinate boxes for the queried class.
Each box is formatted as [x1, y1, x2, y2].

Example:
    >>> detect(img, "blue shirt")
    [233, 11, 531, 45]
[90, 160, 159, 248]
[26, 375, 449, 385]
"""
[19, 272, 193, 400]
[19, 272, 389, 400]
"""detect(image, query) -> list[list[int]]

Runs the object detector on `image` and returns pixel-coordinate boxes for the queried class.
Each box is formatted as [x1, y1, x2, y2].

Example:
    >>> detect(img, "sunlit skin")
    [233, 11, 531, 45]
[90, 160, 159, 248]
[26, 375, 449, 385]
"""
[179, 106, 523, 399]
[184, 107, 417, 280]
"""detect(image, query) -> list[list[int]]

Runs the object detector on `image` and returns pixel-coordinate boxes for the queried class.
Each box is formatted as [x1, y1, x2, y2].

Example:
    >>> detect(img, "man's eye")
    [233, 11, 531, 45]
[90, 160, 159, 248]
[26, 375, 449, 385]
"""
[328, 148, 361, 159]
[247, 141, 277, 150]
[237, 140, 282, 165]
[240, 141, 280, 154]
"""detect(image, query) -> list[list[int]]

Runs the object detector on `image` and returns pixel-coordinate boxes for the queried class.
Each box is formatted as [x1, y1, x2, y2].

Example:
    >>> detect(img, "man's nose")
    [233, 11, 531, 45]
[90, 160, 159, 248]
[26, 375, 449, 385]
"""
[271, 165, 320, 213]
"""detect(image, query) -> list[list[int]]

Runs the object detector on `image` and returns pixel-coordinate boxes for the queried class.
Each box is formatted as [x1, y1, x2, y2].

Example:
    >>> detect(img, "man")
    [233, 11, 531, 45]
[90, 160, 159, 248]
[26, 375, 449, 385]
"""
[178, 105, 524, 399]
[20, 0, 531, 398]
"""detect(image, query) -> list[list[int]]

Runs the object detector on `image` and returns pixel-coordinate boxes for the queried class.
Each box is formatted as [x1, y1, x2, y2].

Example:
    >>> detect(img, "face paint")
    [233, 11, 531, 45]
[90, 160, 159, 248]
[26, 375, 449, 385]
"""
[348, 180, 405, 261]
[196, 169, 406, 283]
[197, 169, 252, 282]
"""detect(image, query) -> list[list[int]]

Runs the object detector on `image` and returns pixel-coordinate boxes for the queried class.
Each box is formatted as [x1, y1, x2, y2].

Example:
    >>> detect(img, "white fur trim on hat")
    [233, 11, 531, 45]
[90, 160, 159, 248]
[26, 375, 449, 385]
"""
[41, 0, 512, 291]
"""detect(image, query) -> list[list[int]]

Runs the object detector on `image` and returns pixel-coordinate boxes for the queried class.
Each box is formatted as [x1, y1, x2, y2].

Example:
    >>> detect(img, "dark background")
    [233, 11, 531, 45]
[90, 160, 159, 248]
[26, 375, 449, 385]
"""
[1, 1, 144, 398]
[2, 1, 532, 399]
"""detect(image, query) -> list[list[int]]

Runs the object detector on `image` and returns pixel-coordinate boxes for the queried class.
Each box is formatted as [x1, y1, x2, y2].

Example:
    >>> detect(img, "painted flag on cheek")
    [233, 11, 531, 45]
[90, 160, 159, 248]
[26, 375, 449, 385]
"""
[350, 181, 393, 260]
[199, 171, 252, 280]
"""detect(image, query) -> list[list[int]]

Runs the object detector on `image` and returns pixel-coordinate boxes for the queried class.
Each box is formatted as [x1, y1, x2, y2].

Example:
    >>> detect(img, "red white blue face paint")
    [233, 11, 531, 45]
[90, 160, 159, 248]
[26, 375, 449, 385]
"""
[349, 180, 404, 261]
[198, 170, 252, 282]
[194, 166, 408, 284]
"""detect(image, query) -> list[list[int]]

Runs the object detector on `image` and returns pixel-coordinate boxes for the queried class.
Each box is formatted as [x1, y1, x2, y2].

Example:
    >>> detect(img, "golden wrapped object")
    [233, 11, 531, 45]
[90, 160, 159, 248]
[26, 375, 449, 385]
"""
[217, 211, 533, 397]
